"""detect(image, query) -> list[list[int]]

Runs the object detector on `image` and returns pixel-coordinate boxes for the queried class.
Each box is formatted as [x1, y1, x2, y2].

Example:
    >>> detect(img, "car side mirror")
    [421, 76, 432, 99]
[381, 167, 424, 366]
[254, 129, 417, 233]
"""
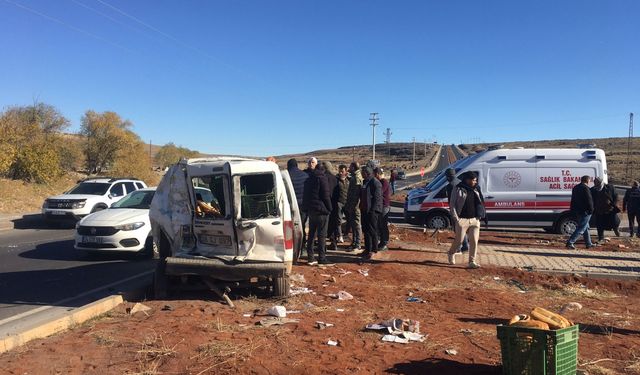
[108, 194, 113, 199]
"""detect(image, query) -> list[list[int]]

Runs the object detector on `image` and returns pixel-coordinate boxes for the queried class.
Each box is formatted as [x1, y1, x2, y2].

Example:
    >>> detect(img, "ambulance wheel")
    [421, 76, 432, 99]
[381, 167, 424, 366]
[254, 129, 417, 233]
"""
[556, 216, 578, 236]
[425, 212, 450, 230]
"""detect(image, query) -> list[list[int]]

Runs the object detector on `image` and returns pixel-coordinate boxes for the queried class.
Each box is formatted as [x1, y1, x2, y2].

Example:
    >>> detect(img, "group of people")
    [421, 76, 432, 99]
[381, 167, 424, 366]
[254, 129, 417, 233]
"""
[287, 158, 391, 265]
[566, 175, 638, 248]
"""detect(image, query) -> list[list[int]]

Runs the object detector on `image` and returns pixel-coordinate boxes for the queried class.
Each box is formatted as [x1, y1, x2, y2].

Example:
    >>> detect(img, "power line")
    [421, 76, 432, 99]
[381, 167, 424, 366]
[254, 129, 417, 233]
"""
[3, 0, 132, 52]
[94, 0, 244, 75]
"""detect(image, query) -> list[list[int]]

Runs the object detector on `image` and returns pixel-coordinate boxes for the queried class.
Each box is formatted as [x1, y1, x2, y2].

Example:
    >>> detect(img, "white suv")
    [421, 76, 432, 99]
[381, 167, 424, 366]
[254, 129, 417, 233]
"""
[42, 177, 147, 224]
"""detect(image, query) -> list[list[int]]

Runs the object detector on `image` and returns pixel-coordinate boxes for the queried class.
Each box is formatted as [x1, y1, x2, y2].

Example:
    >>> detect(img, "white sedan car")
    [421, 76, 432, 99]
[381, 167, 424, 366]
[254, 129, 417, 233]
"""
[74, 188, 156, 258]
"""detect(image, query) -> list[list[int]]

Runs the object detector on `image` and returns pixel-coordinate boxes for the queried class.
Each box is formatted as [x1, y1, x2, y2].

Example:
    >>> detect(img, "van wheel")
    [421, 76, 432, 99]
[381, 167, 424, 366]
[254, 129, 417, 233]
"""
[141, 237, 156, 259]
[153, 259, 169, 299]
[556, 216, 578, 235]
[426, 212, 450, 230]
[273, 274, 290, 297]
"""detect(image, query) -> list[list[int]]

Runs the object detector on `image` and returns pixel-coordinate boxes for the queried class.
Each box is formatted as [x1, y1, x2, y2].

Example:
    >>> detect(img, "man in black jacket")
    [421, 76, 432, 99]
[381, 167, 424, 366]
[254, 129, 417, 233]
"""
[623, 181, 640, 237]
[302, 165, 333, 266]
[566, 175, 595, 249]
[359, 166, 383, 260]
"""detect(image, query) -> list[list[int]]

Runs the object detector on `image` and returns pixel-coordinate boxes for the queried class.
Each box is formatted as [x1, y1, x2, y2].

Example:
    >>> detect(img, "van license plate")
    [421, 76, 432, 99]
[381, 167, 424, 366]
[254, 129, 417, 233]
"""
[199, 234, 232, 246]
[51, 210, 66, 215]
[82, 236, 103, 244]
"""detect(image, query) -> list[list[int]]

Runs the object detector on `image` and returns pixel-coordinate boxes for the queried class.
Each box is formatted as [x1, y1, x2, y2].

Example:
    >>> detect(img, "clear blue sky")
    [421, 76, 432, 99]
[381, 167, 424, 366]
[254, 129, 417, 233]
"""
[1, 0, 638, 156]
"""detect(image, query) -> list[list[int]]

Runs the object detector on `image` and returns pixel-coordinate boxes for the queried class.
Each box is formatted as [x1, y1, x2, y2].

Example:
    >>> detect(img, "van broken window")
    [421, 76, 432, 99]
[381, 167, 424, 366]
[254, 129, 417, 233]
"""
[192, 175, 226, 218]
[240, 174, 277, 219]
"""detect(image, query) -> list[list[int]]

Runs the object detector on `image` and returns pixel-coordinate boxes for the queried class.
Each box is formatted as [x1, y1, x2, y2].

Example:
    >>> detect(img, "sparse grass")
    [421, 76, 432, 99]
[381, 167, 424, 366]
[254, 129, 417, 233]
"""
[191, 338, 262, 374]
[124, 330, 179, 375]
[91, 330, 117, 347]
[550, 284, 617, 300]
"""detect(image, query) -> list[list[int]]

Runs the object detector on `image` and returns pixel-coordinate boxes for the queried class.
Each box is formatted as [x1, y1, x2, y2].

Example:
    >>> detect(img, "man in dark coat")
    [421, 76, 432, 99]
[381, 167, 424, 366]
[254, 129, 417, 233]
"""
[302, 165, 333, 266]
[445, 168, 469, 253]
[591, 177, 620, 241]
[566, 175, 595, 249]
[288, 158, 309, 247]
[374, 167, 391, 251]
[359, 166, 383, 260]
[623, 181, 640, 237]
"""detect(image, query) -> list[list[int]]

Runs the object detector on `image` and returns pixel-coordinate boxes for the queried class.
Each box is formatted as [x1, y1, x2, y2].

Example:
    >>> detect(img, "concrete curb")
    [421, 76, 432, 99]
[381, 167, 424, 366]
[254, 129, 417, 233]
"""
[0, 294, 123, 354]
[0, 271, 153, 354]
[0, 213, 44, 232]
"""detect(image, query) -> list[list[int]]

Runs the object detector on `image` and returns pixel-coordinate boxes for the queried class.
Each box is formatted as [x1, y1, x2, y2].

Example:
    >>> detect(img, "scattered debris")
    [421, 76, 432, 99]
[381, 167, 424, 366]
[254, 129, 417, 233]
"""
[290, 273, 306, 283]
[336, 269, 352, 277]
[320, 274, 332, 277]
[127, 303, 151, 315]
[408, 291, 414, 297]
[327, 340, 339, 346]
[316, 321, 334, 330]
[406, 297, 423, 303]
[507, 279, 528, 292]
[336, 309, 345, 312]
[560, 302, 584, 314]
[493, 276, 501, 281]
[382, 335, 409, 344]
[460, 329, 473, 335]
[290, 286, 313, 296]
[618, 244, 627, 249]
[161, 305, 174, 311]
[445, 349, 458, 356]
[258, 317, 299, 327]
[535, 240, 551, 245]
[329, 276, 337, 283]
[243, 313, 252, 318]
[303, 303, 316, 310]
[329, 291, 354, 300]
[267, 306, 287, 317]
[358, 268, 369, 277]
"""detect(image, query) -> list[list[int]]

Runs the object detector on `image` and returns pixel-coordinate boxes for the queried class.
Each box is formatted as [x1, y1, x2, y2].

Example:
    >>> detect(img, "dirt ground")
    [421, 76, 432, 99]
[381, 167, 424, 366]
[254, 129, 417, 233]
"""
[2, 227, 640, 375]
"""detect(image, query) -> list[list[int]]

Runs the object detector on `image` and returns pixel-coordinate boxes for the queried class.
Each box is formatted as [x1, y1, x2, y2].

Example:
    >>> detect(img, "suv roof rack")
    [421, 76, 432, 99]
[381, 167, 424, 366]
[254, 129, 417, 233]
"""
[78, 176, 141, 183]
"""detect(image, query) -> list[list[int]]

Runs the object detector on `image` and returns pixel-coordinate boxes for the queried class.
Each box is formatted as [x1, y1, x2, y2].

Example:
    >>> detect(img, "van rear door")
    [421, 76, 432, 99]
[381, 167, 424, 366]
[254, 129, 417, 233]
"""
[190, 163, 239, 258]
[231, 170, 285, 262]
[281, 170, 303, 262]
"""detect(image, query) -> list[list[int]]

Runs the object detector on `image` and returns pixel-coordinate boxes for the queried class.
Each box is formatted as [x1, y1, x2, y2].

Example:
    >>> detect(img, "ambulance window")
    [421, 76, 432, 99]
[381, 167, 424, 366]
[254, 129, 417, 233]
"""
[192, 176, 227, 218]
[434, 187, 448, 199]
[240, 174, 277, 219]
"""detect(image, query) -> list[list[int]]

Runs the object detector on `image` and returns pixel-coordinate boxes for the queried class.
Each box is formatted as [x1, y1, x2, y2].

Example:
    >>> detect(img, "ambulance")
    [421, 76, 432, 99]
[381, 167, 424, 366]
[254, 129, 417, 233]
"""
[404, 146, 608, 235]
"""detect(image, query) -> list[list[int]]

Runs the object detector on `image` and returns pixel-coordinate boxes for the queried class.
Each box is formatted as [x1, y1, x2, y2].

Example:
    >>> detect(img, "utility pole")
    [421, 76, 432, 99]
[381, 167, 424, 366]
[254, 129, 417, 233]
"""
[412, 137, 416, 166]
[424, 139, 427, 157]
[626, 112, 634, 182]
[370, 112, 379, 161]
[149, 139, 152, 169]
[383, 127, 392, 157]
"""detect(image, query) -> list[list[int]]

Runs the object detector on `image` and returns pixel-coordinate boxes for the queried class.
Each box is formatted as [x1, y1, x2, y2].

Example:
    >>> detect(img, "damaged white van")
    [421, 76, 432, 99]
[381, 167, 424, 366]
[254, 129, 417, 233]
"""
[150, 157, 303, 298]
[404, 147, 608, 235]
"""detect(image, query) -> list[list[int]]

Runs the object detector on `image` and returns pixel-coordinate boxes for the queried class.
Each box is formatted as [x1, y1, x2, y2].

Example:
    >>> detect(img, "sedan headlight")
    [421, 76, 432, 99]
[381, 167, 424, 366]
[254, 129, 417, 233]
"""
[115, 222, 145, 231]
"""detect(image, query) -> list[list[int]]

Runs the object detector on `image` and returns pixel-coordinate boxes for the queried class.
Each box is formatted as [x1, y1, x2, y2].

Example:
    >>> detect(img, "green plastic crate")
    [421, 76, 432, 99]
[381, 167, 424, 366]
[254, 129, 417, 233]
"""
[497, 324, 579, 375]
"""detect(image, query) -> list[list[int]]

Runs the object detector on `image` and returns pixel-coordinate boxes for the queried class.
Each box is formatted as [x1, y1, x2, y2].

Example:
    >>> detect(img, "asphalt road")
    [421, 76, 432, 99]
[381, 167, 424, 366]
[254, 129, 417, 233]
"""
[0, 222, 155, 321]
[395, 145, 465, 191]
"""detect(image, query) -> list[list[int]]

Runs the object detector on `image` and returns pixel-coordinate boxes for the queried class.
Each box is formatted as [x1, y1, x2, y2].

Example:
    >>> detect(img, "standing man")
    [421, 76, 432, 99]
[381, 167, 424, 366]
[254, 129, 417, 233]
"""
[374, 167, 391, 251]
[591, 177, 620, 241]
[330, 165, 350, 249]
[345, 162, 363, 251]
[444, 168, 469, 253]
[623, 181, 640, 237]
[302, 165, 333, 266]
[360, 166, 383, 260]
[305, 157, 318, 175]
[321, 161, 339, 249]
[447, 171, 485, 269]
[287, 158, 309, 249]
[389, 168, 398, 195]
[566, 175, 595, 249]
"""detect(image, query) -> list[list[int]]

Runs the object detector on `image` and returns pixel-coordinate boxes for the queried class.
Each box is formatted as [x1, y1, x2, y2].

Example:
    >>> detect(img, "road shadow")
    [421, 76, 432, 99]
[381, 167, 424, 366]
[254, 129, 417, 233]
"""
[386, 358, 500, 374]
[585, 265, 640, 273]
[458, 317, 509, 325]
[19, 239, 148, 262]
[10, 214, 73, 230]
[579, 323, 640, 336]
